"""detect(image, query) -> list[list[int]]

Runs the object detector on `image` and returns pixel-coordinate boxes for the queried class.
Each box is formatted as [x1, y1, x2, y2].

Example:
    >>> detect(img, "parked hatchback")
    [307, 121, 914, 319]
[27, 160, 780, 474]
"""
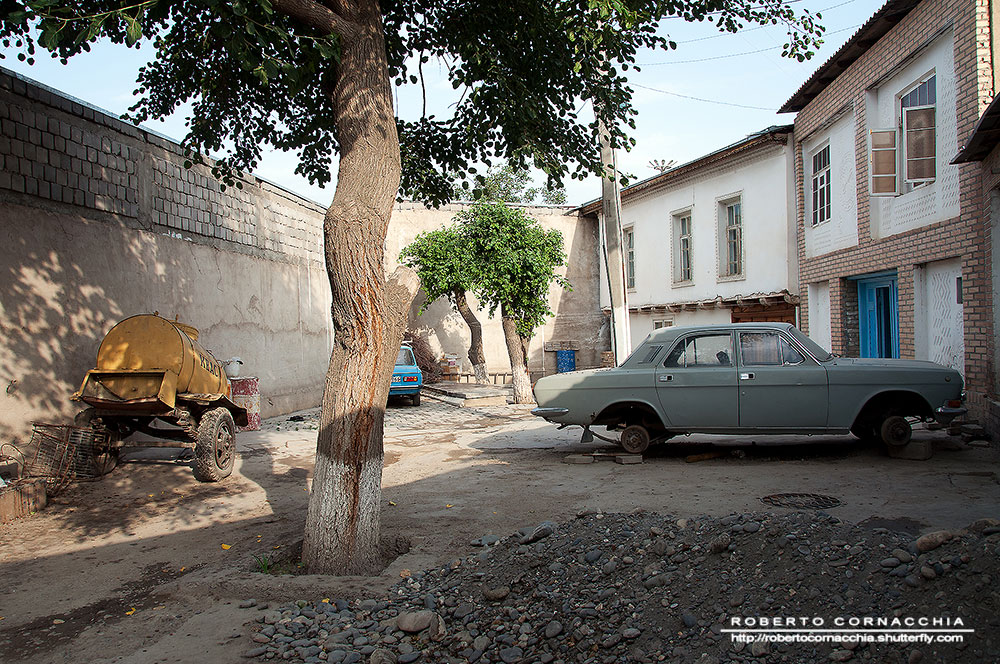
[390, 343, 423, 406]
[532, 323, 965, 454]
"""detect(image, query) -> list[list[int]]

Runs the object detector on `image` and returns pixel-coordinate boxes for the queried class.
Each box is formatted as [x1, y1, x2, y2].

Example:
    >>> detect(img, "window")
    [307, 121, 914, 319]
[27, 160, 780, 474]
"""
[638, 345, 663, 364]
[869, 75, 936, 197]
[719, 199, 743, 278]
[664, 334, 734, 368]
[624, 227, 635, 289]
[811, 145, 831, 226]
[652, 319, 673, 330]
[739, 332, 806, 366]
[673, 213, 692, 282]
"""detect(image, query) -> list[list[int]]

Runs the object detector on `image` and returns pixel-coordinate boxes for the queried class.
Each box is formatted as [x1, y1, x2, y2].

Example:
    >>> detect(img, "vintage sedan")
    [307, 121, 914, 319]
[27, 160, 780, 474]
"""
[532, 323, 966, 454]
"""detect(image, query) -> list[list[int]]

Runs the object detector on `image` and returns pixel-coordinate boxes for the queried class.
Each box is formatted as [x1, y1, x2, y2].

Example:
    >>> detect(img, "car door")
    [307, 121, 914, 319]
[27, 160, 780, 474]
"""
[654, 332, 739, 429]
[736, 330, 829, 429]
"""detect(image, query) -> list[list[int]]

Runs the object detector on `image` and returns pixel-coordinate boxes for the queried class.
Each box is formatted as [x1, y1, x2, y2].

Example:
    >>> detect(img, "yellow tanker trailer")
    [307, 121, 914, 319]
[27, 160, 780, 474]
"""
[73, 314, 248, 482]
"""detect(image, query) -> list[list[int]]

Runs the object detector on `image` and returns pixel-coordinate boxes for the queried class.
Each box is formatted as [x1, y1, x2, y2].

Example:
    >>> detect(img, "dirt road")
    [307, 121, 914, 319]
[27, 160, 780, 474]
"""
[1, 398, 996, 663]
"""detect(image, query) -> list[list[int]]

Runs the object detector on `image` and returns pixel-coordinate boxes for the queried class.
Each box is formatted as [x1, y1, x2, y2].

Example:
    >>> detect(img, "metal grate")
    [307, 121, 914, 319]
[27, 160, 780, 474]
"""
[23, 423, 111, 492]
[760, 493, 842, 510]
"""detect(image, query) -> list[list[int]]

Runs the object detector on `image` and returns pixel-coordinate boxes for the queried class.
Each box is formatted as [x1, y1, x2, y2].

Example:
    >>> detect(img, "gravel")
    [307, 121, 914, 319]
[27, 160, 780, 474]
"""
[244, 512, 1000, 663]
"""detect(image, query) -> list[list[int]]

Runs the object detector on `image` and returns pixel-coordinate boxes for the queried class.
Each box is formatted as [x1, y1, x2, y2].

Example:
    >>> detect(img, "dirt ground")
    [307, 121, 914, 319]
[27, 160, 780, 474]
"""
[1, 397, 997, 664]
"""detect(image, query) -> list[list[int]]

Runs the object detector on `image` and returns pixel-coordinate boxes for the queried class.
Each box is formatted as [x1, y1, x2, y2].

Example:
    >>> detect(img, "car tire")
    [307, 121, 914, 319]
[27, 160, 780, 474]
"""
[620, 425, 651, 455]
[411, 393, 421, 406]
[193, 407, 236, 482]
[879, 415, 912, 448]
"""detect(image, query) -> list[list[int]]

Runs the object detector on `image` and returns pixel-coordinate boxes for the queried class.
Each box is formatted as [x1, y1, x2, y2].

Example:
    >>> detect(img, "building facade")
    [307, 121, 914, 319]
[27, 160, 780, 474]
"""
[584, 126, 799, 350]
[782, 0, 996, 430]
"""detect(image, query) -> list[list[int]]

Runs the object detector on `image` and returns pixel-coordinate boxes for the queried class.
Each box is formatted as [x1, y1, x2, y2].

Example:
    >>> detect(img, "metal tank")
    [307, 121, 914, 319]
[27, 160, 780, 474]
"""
[74, 314, 247, 482]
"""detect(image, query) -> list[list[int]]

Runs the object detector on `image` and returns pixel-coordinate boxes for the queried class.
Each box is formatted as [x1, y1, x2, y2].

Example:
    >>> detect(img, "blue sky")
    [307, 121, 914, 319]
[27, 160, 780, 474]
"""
[0, 0, 884, 206]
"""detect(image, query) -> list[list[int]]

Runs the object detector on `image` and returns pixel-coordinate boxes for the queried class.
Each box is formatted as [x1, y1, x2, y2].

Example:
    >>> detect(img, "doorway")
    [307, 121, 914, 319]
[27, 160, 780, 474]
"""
[858, 275, 899, 358]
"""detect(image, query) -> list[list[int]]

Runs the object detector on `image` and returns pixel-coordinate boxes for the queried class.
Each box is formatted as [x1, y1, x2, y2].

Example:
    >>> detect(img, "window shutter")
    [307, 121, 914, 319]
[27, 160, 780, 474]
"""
[903, 107, 936, 183]
[870, 129, 898, 196]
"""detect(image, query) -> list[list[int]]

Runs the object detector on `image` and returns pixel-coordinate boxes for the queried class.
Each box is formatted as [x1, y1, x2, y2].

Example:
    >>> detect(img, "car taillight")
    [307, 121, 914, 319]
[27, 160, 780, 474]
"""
[403, 376, 418, 382]
[946, 399, 963, 408]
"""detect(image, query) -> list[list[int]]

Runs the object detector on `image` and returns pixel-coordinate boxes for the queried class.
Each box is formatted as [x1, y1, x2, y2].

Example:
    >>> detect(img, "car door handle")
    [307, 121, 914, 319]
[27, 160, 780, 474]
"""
[740, 373, 755, 380]
[658, 375, 673, 382]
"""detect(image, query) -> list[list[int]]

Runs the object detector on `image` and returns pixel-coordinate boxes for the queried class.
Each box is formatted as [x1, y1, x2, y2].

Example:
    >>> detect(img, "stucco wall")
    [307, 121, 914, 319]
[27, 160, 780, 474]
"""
[802, 109, 859, 258]
[0, 66, 606, 444]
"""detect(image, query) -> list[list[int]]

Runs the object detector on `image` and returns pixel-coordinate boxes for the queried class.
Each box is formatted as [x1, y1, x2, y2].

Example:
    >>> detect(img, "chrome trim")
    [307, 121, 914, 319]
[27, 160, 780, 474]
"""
[934, 405, 967, 423]
[531, 407, 569, 419]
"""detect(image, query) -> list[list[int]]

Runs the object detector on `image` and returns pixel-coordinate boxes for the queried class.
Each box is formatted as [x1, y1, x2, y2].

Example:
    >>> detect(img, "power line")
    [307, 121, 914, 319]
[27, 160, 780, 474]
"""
[642, 23, 860, 65]
[674, 0, 859, 44]
[631, 83, 778, 111]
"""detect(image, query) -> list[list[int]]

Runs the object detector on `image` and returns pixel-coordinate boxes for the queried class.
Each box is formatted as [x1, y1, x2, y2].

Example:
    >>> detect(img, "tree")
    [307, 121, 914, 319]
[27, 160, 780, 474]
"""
[1, 0, 823, 574]
[455, 161, 568, 206]
[400, 227, 491, 384]
[459, 202, 569, 403]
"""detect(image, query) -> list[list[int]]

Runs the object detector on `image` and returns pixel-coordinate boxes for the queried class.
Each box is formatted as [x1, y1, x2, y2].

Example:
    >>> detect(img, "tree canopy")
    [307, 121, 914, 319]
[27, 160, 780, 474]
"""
[454, 161, 568, 205]
[457, 201, 569, 337]
[1, 0, 823, 201]
[399, 225, 473, 310]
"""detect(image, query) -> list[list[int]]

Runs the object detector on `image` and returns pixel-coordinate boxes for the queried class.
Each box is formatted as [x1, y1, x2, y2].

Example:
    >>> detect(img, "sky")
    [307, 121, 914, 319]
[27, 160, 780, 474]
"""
[0, 0, 885, 207]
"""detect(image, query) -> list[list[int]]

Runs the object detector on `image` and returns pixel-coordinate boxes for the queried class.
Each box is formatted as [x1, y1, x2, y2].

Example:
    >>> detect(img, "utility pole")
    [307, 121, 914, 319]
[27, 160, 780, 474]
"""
[599, 117, 632, 364]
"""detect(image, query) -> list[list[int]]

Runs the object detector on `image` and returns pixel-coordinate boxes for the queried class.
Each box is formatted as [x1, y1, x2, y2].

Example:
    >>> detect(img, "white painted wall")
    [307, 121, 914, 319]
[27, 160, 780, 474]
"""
[867, 29, 960, 238]
[807, 280, 833, 353]
[599, 140, 796, 338]
[914, 257, 964, 375]
[627, 308, 731, 349]
[803, 109, 859, 258]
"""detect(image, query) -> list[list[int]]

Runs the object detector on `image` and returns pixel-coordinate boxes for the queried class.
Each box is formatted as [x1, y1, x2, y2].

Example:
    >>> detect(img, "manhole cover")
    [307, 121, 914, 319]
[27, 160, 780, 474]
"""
[760, 493, 842, 510]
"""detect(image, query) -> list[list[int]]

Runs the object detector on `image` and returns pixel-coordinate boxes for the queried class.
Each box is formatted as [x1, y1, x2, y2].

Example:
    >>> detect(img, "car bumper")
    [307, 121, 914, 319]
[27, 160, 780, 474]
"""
[390, 386, 421, 396]
[934, 405, 966, 424]
[531, 407, 569, 421]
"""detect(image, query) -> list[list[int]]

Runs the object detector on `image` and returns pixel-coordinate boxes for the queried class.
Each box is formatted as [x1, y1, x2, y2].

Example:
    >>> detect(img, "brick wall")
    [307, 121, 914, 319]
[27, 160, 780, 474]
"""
[0, 66, 325, 265]
[791, 0, 995, 425]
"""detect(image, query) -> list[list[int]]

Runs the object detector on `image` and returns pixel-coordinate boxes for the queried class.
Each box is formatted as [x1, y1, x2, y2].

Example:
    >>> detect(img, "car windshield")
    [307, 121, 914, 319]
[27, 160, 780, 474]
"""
[787, 326, 833, 361]
[396, 348, 416, 366]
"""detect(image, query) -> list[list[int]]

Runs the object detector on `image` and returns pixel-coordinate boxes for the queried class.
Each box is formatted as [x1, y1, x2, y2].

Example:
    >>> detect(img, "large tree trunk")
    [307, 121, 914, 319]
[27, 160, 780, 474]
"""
[501, 305, 534, 404]
[454, 288, 489, 384]
[300, 1, 418, 575]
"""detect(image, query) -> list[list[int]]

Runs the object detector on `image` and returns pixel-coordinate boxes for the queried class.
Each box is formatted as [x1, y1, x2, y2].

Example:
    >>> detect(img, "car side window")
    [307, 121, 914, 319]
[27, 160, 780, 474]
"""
[638, 345, 663, 364]
[664, 334, 733, 368]
[740, 332, 808, 366]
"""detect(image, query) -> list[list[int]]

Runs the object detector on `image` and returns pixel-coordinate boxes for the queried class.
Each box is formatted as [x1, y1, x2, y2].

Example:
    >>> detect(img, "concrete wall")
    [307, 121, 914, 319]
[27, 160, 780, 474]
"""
[0, 66, 606, 445]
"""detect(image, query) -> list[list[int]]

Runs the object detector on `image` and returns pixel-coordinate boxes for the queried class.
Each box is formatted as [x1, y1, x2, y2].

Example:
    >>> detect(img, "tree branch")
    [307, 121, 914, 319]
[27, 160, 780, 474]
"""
[271, 0, 359, 40]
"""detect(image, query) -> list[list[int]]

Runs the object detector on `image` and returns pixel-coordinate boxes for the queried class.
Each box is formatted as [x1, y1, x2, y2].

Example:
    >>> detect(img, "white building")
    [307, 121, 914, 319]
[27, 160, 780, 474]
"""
[581, 126, 799, 350]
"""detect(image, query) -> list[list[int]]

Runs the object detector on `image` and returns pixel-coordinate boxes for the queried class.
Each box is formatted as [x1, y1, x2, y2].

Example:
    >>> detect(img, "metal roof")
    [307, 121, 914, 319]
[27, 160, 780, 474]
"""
[952, 94, 1000, 163]
[778, 0, 922, 114]
[574, 125, 793, 216]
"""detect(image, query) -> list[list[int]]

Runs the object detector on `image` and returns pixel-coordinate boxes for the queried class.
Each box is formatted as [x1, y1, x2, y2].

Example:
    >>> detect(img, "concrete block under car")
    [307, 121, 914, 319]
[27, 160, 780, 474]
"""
[563, 454, 595, 464]
[615, 455, 643, 465]
[886, 439, 933, 461]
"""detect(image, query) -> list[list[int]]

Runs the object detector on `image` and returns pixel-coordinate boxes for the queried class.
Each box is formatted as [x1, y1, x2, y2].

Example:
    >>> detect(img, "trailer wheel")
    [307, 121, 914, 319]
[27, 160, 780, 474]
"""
[193, 408, 236, 482]
[75, 408, 121, 476]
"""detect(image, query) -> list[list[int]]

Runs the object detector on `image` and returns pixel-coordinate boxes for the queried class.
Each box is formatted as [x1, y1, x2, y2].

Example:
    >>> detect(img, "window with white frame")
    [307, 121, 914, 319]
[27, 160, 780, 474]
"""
[623, 227, 635, 289]
[870, 74, 936, 196]
[673, 212, 692, 283]
[718, 198, 743, 278]
[652, 318, 673, 330]
[811, 145, 831, 226]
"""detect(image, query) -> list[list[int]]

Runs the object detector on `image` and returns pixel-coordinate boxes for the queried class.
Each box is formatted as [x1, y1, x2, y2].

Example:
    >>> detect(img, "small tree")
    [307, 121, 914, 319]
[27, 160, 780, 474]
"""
[459, 202, 569, 403]
[400, 227, 490, 384]
[455, 161, 568, 206]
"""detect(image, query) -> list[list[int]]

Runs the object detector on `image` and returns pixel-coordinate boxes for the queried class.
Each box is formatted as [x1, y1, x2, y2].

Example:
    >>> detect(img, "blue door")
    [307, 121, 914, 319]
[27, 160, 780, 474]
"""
[858, 275, 899, 358]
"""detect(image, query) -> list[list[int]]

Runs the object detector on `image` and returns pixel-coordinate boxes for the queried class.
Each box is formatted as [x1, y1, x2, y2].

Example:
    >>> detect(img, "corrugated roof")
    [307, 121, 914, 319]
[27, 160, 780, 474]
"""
[778, 0, 922, 114]
[574, 125, 792, 216]
[952, 94, 1000, 163]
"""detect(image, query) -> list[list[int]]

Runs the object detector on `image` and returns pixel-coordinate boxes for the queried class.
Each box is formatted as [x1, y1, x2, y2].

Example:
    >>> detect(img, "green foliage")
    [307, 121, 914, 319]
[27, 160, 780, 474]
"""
[457, 202, 569, 337]
[454, 161, 568, 206]
[399, 226, 473, 312]
[1, 0, 824, 204]
[252, 553, 273, 574]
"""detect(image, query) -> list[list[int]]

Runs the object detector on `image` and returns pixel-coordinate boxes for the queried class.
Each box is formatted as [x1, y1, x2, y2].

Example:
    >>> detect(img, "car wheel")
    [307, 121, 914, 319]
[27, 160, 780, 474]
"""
[879, 415, 912, 448]
[411, 393, 421, 406]
[620, 425, 651, 455]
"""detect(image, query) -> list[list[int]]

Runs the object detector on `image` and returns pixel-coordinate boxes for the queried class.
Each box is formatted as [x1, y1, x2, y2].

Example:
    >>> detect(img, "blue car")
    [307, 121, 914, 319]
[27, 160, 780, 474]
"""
[390, 343, 423, 406]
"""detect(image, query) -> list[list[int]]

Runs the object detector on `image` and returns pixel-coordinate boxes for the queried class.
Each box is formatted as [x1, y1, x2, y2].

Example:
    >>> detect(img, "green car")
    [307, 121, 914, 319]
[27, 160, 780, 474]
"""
[532, 323, 966, 454]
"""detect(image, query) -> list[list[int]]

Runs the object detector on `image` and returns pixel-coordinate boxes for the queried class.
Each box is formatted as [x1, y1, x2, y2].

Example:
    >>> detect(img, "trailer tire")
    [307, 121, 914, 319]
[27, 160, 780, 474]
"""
[194, 407, 236, 482]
